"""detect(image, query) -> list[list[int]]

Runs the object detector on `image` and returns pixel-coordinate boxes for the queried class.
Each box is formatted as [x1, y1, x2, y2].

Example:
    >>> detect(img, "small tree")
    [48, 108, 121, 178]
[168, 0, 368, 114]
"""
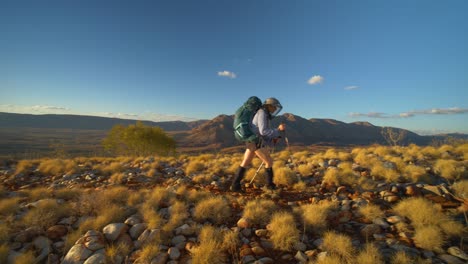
[381, 127, 407, 146]
[103, 121, 176, 156]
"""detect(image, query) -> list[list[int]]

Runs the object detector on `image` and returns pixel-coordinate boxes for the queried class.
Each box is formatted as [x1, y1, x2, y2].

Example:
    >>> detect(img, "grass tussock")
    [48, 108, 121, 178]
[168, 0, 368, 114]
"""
[434, 159, 465, 182]
[14, 159, 39, 175]
[272, 166, 297, 186]
[194, 196, 231, 224]
[321, 231, 354, 263]
[22, 199, 70, 230]
[301, 200, 338, 235]
[390, 251, 414, 264]
[163, 201, 189, 232]
[185, 160, 205, 176]
[136, 243, 160, 263]
[11, 250, 36, 264]
[37, 158, 78, 175]
[268, 211, 299, 251]
[242, 199, 278, 227]
[393, 197, 464, 241]
[355, 243, 384, 264]
[452, 180, 468, 199]
[358, 204, 385, 222]
[0, 197, 21, 216]
[105, 243, 131, 264]
[413, 226, 444, 251]
[78, 204, 128, 232]
[297, 163, 314, 177]
[191, 225, 226, 264]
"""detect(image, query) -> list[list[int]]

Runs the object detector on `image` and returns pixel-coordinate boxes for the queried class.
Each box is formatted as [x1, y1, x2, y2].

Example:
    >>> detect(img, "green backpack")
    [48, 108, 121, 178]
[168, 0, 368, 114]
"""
[233, 96, 262, 142]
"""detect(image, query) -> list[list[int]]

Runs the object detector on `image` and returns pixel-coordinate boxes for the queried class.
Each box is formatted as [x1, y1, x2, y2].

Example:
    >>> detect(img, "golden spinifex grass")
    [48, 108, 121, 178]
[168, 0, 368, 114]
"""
[321, 231, 355, 263]
[300, 200, 338, 235]
[354, 243, 384, 264]
[358, 204, 385, 222]
[191, 225, 227, 264]
[242, 199, 278, 227]
[193, 196, 231, 224]
[268, 211, 300, 251]
[393, 197, 464, 249]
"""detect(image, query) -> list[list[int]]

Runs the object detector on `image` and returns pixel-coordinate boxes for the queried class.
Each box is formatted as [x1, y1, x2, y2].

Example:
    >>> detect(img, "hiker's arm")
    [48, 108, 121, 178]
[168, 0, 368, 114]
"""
[256, 110, 280, 138]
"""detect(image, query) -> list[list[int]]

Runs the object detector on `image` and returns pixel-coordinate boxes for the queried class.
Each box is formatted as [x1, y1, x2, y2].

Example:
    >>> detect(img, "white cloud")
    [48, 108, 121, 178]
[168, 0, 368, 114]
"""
[217, 70, 237, 79]
[307, 75, 324, 85]
[349, 107, 468, 119]
[344, 86, 359, 90]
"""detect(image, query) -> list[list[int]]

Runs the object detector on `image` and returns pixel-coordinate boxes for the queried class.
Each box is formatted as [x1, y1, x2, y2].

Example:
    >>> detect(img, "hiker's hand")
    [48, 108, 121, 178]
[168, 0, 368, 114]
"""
[278, 123, 286, 131]
[273, 138, 280, 144]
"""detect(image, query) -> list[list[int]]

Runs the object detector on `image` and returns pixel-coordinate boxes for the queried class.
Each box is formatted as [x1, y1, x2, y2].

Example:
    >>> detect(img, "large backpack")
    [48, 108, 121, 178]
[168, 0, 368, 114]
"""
[233, 96, 262, 142]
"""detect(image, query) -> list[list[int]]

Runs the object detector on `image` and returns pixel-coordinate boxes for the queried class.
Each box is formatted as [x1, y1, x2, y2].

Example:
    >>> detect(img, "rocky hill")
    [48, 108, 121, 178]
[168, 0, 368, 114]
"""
[0, 112, 466, 156]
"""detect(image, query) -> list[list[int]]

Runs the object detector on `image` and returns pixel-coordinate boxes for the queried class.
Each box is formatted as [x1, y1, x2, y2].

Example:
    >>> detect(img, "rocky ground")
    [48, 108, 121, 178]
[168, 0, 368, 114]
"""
[0, 154, 467, 264]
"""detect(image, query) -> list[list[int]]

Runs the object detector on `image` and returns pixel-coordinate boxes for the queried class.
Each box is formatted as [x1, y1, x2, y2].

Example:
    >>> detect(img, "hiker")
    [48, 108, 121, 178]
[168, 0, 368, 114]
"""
[231, 97, 285, 192]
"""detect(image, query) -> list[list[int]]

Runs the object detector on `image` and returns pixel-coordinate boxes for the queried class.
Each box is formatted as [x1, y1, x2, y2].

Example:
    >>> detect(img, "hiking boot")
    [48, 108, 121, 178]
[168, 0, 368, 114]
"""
[266, 183, 277, 190]
[230, 184, 244, 193]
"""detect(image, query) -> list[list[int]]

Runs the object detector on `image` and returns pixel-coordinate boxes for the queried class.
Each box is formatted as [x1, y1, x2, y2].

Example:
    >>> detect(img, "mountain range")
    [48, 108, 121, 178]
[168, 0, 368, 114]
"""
[0, 112, 466, 156]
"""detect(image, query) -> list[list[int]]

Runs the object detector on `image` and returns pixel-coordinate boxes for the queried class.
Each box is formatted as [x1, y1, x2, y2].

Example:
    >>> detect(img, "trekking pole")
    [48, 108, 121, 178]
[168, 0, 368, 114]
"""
[283, 130, 301, 181]
[249, 162, 264, 185]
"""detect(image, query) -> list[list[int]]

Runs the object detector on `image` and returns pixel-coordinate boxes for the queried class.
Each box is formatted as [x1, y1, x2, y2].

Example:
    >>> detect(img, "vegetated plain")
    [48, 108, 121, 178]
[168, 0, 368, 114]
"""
[0, 144, 467, 264]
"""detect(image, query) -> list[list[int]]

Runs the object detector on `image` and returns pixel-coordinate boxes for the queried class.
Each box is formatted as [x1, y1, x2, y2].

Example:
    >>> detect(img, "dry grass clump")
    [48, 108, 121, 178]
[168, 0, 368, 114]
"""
[452, 180, 468, 199]
[371, 162, 400, 182]
[413, 225, 444, 251]
[21, 199, 70, 230]
[163, 201, 189, 232]
[355, 243, 384, 264]
[322, 164, 359, 187]
[372, 145, 397, 157]
[109, 172, 126, 184]
[242, 199, 278, 227]
[273, 166, 298, 186]
[14, 159, 39, 175]
[393, 197, 464, 246]
[185, 160, 205, 176]
[293, 181, 307, 191]
[78, 204, 128, 232]
[297, 163, 314, 177]
[403, 165, 429, 183]
[321, 231, 354, 262]
[268, 211, 300, 251]
[420, 146, 440, 159]
[22, 187, 54, 201]
[390, 251, 414, 264]
[0, 197, 21, 216]
[358, 204, 385, 222]
[136, 243, 160, 263]
[11, 250, 36, 264]
[54, 188, 82, 201]
[93, 160, 124, 176]
[434, 159, 465, 182]
[37, 158, 78, 175]
[300, 200, 338, 235]
[194, 196, 231, 224]
[105, 243, 131, 264]
[191, 225, 226, 264]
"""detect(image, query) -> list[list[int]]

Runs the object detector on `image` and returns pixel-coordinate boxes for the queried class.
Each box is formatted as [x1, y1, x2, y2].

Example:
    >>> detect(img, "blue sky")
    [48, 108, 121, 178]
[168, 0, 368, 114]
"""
[1, 0, 467, 135]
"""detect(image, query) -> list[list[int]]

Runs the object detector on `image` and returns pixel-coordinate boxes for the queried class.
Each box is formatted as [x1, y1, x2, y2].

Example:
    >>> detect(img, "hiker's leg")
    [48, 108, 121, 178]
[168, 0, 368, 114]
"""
[240, 143, 256, 167]
[254, 148, 276, 189]
[232, 143, 256, 191]
[254, 147, 273, 168]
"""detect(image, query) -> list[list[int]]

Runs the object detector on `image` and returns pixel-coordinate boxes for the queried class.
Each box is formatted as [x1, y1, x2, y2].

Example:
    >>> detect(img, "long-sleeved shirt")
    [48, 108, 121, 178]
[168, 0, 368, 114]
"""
[252, 108, 280, 146]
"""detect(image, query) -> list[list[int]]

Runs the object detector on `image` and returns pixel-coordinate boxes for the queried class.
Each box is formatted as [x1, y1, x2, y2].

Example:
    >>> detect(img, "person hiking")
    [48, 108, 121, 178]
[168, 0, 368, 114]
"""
[230, 97, 285, 192]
